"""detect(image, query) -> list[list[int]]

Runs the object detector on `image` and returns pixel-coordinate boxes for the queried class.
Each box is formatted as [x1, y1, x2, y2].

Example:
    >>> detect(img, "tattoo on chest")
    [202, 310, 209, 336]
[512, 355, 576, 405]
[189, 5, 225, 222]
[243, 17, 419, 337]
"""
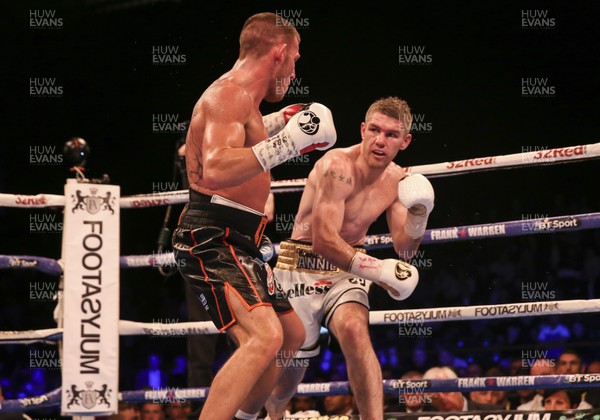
[323, 170, 352, 185]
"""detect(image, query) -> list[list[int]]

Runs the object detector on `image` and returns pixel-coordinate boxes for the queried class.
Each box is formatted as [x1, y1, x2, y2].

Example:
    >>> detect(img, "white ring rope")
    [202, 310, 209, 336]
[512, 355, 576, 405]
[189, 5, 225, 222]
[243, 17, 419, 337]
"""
[1, 142, 598, 208]
[2, 299, 598, 343]
[272, 142, 600, 192]
[407, 143, 597, 177]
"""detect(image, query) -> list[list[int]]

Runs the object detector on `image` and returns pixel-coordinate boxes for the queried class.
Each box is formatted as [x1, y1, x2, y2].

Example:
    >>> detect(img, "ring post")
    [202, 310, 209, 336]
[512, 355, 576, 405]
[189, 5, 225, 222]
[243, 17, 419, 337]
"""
[60, 178, 120, 417]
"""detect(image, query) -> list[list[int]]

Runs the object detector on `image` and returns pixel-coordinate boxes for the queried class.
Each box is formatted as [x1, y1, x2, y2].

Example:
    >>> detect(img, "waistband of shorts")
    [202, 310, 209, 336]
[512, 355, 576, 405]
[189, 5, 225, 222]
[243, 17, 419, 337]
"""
[182, 190, 267, 244]
[275, 239, 365, 274]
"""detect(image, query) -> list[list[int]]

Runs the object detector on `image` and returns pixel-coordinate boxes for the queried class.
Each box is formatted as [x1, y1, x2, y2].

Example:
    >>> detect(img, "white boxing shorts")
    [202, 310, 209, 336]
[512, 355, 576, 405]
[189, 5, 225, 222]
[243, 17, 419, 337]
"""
[274, 239, 371, 358]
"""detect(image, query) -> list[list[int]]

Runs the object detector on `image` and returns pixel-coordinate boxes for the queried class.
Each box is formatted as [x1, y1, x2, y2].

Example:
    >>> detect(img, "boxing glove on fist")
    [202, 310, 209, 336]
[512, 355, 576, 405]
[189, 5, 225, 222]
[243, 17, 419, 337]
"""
[262, 103, 307, 137]
[348, 253, 419, 301]
[397, 174, 435, 239]
[252, 103, 337, 171]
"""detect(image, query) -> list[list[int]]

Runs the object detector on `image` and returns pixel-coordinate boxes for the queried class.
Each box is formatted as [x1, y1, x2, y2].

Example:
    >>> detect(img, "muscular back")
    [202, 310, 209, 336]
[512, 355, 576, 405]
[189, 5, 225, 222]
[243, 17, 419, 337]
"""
[186, 75, 272, 212]
[292, 145, 405, 246]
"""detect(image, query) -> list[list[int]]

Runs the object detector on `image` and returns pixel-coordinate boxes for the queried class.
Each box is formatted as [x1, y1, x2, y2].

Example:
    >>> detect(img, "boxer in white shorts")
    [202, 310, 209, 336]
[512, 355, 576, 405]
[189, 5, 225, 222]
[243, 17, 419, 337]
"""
[275, 240, 373, 358]
[264, 97, 436, 420]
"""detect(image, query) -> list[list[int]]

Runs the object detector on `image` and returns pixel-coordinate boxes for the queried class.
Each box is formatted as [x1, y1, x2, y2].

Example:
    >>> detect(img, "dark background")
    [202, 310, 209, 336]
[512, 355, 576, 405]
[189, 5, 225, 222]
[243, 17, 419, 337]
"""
[0, 0, 599, 399]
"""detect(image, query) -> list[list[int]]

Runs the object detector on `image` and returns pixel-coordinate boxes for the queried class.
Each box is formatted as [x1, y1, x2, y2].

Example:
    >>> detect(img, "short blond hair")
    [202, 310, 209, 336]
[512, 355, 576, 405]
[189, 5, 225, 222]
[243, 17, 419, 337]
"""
[239, 12, 300, 59]
[365, 96, 413, 133]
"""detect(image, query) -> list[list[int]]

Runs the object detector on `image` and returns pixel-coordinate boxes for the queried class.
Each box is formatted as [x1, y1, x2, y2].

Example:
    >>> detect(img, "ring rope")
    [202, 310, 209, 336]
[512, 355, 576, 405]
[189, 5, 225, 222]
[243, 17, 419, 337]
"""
[2, 299, 598, 343]
[0, 388, 62, 413]
[0, 255, 63, 275]
[367, 299, 600, 325]
[271, 142, 599, 192]
[2, 373, 600, 413]
[2, 212, 598, 275]
[365, 212, 600, 249]
[1, 142, 598, 208]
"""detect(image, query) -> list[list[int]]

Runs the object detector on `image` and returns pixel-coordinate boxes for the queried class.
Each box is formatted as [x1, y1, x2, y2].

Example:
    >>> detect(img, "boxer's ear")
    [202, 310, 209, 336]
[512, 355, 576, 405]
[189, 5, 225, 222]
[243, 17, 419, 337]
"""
[399, 133, 412, 150]
[273, 43, 287, 64]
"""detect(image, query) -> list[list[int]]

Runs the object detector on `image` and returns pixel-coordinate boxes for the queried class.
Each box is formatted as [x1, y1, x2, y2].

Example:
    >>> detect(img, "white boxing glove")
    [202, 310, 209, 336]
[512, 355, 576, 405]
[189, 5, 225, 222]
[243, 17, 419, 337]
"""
[348, 253, 418, 301]
[397, 174, 435, 239]
[252, 103, 337, 171]
[262, 103, 307, 137]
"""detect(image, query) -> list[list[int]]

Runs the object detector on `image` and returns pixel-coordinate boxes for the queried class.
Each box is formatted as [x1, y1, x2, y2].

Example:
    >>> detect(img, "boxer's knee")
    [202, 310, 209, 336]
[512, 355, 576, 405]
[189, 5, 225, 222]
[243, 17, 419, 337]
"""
[250, 318, 284, 357]
[339, 317, 367, 345]
[331, 312, 370, 353]
[230, 308, 284, 359]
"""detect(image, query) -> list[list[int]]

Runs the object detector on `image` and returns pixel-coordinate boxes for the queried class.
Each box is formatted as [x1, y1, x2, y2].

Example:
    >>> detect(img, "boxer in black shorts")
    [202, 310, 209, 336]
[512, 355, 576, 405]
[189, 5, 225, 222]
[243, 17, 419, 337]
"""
[171, 12, 336, 420]
[173, 191, 292, 331]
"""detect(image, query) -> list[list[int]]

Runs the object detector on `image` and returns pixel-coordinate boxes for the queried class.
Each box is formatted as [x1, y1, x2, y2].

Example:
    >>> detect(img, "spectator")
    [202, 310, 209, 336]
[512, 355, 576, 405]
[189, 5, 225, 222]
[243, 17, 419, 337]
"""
[556, 349, 584, 374]
[562, 351, 598, 409]
[292, 396, 318, 413]
[469, 390, 508, 411]
[398, 371, 427, 413]
[508, 357, 525, 376]
[165, 402, 191, 420]
[587, 361, 600, 374]
[517, 358, 555, 410]
[140, 402, 165, 420]
[101, 402, 140, 420]
[465, 363, 483, 378]
[323, 394, 354, 416]
[518, 357, 591, 410]
[423, 367, 502, 412]
[469, 368, 509, 410]
[542, 389, 579, 410]
[118, 402, 141, 420]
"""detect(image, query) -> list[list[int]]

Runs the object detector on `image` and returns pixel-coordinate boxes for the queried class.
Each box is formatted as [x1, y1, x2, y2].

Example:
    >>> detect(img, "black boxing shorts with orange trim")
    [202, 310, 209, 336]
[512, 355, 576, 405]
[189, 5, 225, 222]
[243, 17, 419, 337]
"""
[172, 190, 293, 332]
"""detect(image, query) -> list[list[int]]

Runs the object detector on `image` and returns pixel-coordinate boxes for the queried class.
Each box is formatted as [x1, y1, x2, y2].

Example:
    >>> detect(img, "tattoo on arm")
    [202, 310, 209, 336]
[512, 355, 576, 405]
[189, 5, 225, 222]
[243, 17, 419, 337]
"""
[323, 170, 352, 185]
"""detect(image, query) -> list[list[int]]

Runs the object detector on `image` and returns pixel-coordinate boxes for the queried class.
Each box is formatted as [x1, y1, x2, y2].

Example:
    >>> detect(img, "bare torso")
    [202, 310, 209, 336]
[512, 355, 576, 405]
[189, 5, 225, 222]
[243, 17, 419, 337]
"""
[186, 76, 271, 212]
[291, 145, 405, 245]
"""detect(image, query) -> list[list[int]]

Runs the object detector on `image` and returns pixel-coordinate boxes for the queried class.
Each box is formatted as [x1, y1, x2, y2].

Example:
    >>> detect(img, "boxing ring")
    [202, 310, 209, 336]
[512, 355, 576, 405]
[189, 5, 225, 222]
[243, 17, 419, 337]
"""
[1, 142, 600, 418]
